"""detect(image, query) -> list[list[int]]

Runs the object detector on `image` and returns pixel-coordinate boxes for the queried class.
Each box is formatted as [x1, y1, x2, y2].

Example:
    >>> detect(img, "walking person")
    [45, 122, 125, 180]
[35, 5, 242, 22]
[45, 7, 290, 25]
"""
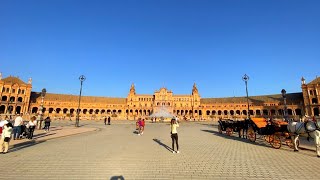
[13, 113, 23, 140]
[141, 119, 145, 135]
[170, 118, 179, 153]
[0, 122, 13, 154]
[107, 116, 111, 125]
[137, 118, 142, 135]
[104, 117, 107, 125]
[44, 117, 51, 132]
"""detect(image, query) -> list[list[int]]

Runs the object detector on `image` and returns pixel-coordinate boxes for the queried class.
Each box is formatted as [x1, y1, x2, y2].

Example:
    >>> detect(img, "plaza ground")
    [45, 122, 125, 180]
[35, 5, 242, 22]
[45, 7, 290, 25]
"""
[2, 120, 319, 180]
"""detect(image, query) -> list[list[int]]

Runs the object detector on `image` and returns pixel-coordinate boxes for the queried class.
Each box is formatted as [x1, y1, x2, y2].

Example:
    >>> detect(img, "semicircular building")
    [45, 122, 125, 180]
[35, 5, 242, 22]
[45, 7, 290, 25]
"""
[0, 73, 319, 120]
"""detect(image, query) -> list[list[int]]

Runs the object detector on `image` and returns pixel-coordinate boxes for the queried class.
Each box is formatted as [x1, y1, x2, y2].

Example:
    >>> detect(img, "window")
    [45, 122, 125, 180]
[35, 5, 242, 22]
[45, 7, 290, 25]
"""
[12, 89, 15, 93]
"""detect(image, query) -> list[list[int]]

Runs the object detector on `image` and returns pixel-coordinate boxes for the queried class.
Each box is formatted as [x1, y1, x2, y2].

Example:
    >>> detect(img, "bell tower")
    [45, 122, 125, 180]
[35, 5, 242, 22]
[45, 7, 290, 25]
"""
[192, 83, 201, 107]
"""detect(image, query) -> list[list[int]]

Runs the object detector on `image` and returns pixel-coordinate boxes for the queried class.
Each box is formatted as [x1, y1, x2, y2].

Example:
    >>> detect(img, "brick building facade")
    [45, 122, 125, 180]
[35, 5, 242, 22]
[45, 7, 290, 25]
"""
[1, 73, 319, 120]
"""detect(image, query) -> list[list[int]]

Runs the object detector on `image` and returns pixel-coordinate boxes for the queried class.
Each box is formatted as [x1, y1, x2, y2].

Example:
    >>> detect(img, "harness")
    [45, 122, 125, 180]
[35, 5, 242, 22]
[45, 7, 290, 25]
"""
[294, 123, 304, 135]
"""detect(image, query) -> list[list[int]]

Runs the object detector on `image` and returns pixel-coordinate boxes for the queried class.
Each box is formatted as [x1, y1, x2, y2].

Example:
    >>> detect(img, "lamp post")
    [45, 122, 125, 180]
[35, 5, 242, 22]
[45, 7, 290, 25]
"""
[242, 74, 250, 119]
[37, 88, 47, 129]
[75, 75, 86, 127]
[281, 89, 288, 122]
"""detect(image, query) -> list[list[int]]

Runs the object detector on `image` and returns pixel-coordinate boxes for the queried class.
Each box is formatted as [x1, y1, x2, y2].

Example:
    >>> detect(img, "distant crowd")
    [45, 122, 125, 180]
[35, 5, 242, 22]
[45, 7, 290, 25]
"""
[0, 114, 52, 154]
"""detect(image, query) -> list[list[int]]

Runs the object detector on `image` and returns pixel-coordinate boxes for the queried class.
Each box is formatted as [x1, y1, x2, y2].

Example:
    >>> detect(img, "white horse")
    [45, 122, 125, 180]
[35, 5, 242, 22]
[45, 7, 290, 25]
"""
[287, 120, 320, 157]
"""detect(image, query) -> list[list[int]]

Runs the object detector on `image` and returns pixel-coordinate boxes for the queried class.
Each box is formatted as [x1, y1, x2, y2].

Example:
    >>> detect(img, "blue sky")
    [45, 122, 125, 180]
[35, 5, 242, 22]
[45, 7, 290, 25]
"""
[0, 0, 319, 98]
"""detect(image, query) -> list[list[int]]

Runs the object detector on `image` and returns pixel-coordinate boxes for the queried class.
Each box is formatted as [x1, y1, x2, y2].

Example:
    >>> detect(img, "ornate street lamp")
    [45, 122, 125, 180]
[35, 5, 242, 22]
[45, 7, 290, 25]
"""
[75, 75, 86, 127]
[37, 88, 47, 129]
[242, 74, 250, 119]
[281, 89, 288, 122]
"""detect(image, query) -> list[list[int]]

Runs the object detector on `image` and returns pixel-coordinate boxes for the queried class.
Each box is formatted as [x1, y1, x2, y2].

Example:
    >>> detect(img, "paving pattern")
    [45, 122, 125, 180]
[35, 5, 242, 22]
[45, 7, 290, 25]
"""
[1, 121, 319, 180]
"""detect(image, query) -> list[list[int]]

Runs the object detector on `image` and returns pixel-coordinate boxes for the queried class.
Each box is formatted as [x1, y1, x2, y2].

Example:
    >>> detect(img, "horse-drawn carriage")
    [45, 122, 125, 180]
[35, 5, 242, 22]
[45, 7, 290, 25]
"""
[217, 119, 247, 137]
[246, 117, 294, 149]
[218, 117, 295, 149]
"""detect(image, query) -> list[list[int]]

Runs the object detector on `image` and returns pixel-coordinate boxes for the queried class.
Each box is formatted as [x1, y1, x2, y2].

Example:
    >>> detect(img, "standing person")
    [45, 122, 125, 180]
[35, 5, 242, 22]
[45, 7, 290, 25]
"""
[107, 116, 111, 125]
[141, 119, 145, 135]
[137, 118, 142, 135]
[26, 116, 37, 139]
[44, 117, 51, 132]
[0, 122, 13, 154]
[104, 117, 107, 125]
[170, 118, 180, 153]
[13, 113, 23, 140]
[0, 120, 8, 138]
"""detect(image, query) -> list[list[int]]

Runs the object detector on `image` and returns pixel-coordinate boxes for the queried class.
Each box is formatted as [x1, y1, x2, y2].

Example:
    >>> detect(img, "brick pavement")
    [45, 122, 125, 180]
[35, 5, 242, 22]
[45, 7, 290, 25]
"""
[1, 121, 319, 180]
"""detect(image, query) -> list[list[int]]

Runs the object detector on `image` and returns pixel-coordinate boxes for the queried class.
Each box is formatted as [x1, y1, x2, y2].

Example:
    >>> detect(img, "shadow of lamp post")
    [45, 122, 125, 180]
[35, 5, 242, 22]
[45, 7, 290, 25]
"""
[75, 75, 86, 127]
[281, 89, 288, 122]
[242, 74, 250, 119]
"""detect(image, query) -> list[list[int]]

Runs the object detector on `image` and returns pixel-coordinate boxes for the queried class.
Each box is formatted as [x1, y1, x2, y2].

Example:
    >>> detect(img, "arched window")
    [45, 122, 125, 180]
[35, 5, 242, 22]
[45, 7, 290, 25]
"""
[212, 110, 216, 115]
[295, 109, 302, 116]
[224, 110, 228, 115]
[32, 107, 38, 113]
[312, 98, 318, 104]
[256, 110, 261, 116]
[10, 97, 15, 102]
[270, 109, 276, 115]
[236, 110, 240, 115]
[18, 97, 23, 102]
[230, 110, 234, 115]
[1, 96, 7, 101]
[0, 105, 5, 114]
[63, 108, 68, 114]
[313, 107, 319, 116]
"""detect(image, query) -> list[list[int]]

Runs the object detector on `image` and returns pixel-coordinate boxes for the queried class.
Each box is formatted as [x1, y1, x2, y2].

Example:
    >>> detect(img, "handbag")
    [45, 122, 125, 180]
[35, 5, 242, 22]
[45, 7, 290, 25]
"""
[4, 137, 10, 142]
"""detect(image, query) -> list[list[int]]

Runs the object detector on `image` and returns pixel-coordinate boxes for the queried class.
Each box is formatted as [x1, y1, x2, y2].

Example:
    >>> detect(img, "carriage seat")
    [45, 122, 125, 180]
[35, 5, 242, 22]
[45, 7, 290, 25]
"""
[251, 118, 267, 128]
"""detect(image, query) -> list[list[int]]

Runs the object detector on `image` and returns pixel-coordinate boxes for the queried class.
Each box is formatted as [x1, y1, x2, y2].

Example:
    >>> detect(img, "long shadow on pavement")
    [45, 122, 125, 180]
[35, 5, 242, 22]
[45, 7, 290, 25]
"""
[201, 129, 271, 149]
[33, 133, 57, 139]
[153, 138, 172, 152]
[9, 140, 46, 153]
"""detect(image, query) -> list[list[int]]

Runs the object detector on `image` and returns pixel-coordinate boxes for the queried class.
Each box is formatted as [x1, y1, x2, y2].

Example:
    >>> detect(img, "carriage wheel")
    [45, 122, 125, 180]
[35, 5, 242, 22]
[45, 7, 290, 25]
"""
[264, 135, 271, 143]
[269, 134, 281, 149]
[226, 127, 233, 136]
[247, 127, 256, 142]
[239, 128, 243, 138]
[218, 124, 222, 134]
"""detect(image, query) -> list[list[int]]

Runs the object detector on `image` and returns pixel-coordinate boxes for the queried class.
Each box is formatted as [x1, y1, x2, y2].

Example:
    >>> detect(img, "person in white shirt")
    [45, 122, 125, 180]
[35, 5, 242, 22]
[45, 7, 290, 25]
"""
[170, 118, 180, 154]
[13, 114, 23, 140]
[0, 122, 13, 154]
